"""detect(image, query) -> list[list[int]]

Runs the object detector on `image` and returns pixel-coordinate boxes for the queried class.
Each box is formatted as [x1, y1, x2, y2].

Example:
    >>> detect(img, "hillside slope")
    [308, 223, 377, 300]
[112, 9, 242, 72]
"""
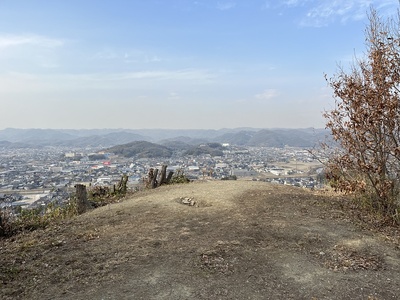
[1, 181, 400, 299]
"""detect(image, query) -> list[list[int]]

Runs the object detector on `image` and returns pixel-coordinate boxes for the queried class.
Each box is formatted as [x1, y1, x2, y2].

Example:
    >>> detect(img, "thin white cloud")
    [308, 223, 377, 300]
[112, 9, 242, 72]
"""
[303, 0, 371, 26]
[96, 69, 214, 81]
[144, 55, 162, 63]
[283, 0, 309, 7]
[168, 91, 180, 100]
[92, 49, 119, 60]
[0, 35, 64, 70]
[255, 89, 279, 101]
[0, 69, 216, 94]
[281, 0, 399, 27]
[0, 34, 64, 49]
[217, 2, 236, 10]
[92, 49, 163, 64]
[261, 2, 270, 10]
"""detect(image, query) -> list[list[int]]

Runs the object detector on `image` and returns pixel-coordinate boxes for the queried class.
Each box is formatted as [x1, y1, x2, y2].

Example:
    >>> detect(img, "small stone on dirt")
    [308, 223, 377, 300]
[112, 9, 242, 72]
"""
[180, 197, 196, 206]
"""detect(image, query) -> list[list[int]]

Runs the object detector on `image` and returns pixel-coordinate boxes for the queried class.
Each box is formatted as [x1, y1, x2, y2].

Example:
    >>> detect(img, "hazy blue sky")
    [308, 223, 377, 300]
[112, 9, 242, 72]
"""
[0, 0, 398, 130]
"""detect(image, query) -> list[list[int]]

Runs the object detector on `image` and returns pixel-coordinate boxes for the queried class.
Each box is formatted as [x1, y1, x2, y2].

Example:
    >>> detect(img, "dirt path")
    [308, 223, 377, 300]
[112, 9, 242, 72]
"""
[1, 181, 400, 299]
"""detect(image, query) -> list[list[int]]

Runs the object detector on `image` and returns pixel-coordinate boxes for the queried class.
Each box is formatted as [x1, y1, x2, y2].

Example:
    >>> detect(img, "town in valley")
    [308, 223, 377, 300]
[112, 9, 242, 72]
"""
[0, 142, 325, 211]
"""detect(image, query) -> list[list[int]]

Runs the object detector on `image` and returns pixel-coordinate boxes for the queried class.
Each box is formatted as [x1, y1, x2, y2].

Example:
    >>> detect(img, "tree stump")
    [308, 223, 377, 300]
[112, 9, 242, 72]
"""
[157, 165, 168, 187]
[0, 212, 4, 237]
[151, 168, 159, 189]
[146, 168, 154, 188]
[116, 174, 129, 194]
[166, 171, 174, 184]
[75, 184, 89, 214]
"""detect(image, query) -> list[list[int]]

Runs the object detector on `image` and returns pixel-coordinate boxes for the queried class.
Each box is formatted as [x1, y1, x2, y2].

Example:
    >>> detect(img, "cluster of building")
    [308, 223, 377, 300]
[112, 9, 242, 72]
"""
[0, 144, 324, 210]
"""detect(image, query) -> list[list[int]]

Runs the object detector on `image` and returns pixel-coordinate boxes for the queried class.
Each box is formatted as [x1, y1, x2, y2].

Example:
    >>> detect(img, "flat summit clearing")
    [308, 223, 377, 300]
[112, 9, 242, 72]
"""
[1, 180, 400, 299]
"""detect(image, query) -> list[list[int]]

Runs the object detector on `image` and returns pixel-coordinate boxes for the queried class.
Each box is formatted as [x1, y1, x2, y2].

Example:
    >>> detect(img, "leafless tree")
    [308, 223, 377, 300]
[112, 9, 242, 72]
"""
[324, 7, 400, 222]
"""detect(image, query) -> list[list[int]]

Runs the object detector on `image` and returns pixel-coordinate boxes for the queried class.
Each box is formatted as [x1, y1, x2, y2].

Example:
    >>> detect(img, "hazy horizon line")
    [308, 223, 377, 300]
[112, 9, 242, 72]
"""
[0, 126, 326, 131]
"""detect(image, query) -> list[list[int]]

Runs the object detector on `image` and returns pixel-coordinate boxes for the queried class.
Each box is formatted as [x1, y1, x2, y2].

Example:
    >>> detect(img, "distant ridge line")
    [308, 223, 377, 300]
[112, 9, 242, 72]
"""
[0, 128, 329, 148]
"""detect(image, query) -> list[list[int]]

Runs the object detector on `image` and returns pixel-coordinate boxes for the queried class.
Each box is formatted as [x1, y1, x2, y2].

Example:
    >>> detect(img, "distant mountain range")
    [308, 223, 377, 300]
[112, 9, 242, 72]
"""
[0, 128, 329, 148]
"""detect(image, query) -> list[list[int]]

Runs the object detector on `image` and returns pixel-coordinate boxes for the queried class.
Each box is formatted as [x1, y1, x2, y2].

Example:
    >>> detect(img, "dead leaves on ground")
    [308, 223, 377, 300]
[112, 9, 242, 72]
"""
[322, 244, 383, 272]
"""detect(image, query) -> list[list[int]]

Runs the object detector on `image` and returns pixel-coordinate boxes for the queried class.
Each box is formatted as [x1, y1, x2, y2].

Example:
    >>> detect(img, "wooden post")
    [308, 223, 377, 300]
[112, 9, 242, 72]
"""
[146, 168, 154, 188]
[116, 174, 128, 194]
[122, 174, 128, 193]
[0, 211, 4, 237]
[151, 168, 159, 189]
[166, 171, 174, 184]
[157, 165, 167, 187]
[75, 184, 88, 214]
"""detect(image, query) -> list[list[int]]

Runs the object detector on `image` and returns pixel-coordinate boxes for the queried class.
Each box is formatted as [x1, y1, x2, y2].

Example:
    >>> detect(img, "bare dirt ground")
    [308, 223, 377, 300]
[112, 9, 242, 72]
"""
[1, 180, 400, 300]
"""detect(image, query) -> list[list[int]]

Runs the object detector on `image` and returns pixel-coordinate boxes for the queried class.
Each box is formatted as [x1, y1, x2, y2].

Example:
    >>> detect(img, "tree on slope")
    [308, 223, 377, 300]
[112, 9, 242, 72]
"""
[324, 8, 400, 223]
